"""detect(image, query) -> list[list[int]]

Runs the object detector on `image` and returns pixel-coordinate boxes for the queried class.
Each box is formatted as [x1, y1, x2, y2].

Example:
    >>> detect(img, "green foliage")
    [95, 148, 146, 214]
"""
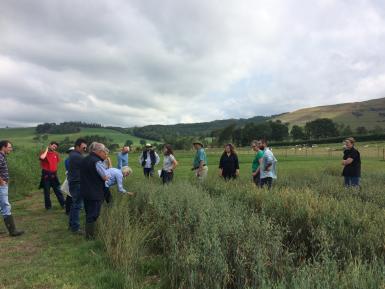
[290, 125, 306, 140]
[304, 118, 339, 139]
[125, 139, 133, 146]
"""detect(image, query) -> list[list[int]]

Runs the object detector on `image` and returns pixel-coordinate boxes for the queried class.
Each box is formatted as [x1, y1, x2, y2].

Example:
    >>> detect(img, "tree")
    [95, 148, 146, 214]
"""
[139, 139, 146, 146]
[340, 125, 353, 136]
[290, 125, 306, 140]
[270, 121, 289, 141]
[304, 118, 339, 139]
[217, 123, 236, 145]
[125, 139, 133, 146]
[356, 126, 368, 135]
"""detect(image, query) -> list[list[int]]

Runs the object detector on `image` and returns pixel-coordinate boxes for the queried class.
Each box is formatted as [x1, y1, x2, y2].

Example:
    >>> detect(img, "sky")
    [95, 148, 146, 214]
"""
[1, 0, 385, 127]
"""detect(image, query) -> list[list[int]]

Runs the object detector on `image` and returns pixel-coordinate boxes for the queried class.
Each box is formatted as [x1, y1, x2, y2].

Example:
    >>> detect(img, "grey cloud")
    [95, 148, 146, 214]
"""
[1, 0, 385, 127]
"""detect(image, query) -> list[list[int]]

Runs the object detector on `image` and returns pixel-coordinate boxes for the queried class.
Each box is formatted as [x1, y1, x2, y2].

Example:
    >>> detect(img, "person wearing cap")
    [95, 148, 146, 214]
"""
[117, 146, 130, 169]
[341, 137, 361, 187]
[139, 144, 160, 177]
[39, 141, 65, 210]
[68, 138, 87, 234]
[192, 141, 208, 179]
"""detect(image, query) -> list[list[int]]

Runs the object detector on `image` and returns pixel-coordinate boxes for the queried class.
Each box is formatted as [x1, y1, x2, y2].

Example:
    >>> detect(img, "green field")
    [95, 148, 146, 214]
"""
[1, 146, 385, 288]
[0, 127, 153, 149]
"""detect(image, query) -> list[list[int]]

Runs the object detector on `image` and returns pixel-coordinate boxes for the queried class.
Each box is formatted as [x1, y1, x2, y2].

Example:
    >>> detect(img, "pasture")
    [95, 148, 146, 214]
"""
[1, 143, 385, 288]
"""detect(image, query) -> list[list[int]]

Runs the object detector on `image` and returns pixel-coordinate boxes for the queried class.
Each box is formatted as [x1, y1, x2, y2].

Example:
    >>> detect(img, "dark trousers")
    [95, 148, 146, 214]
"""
[344, 176, 360, 187]
[104, 187, 112, 204]
[161, 170, 174, 184]
[65, 196, 72, 215]
[42, 178, 65, 209]
[143, 167, 154, 177]
[260, 177, 273, 189]
[253, 172, 261, 186]
[69, 183, 83, 231]
[84, 199, 104, 224]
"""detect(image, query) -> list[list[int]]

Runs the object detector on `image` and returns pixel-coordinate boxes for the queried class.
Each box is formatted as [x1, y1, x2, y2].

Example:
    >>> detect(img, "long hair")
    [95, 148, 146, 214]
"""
[164, 144, 174, 156]
[223, 143, 236, 156]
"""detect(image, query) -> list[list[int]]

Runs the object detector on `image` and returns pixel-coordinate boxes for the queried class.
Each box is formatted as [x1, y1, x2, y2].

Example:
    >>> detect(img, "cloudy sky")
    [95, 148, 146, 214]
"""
[1, 0, 385, 127]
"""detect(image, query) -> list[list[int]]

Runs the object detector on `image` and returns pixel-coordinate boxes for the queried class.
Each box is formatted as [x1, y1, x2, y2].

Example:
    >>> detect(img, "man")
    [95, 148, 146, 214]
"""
[39, 141, 65, 210]
[68, 138, 88, 234]
[139, 144, 160, 177]
[341, 137, 361, 187]
[259, 139, 277, 189]
[192, 141, 208, 179]
[117, 146, 130, 169]
[0, 140, 24, 236]
[251, 140, 264, 186]
[103, 166, 134, 203]
[80, 142, 109, 240]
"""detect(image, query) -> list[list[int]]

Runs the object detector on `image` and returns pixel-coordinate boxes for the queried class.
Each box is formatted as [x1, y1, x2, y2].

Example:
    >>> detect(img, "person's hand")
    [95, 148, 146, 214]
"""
[252, 172, 257, 177]
[236, 170, 240, 176]
[0, 179, 6, 186]
[341, 160, 345, 166]
[123, 191, 135, 196]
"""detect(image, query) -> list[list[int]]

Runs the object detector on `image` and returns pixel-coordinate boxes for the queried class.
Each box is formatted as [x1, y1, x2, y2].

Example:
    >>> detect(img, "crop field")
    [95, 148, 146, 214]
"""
[2, 143, 384, 289]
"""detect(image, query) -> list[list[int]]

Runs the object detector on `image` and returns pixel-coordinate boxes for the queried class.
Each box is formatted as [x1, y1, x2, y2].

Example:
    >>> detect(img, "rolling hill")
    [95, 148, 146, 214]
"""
[0, 127, 152, 149]
[273, 97, 385, 129]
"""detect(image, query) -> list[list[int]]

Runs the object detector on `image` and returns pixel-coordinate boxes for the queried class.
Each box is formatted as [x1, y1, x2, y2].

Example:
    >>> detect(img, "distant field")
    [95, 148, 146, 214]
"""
[0, 127, 154, 149]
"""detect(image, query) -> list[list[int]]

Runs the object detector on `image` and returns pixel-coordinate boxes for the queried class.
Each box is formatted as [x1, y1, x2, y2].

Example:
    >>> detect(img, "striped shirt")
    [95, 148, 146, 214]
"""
[0, 152, 9, 183]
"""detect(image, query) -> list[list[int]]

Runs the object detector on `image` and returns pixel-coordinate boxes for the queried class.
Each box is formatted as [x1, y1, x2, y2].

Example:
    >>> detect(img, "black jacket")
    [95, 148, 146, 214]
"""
[219, 153, 239, 179]
[80, 153, 105, 201]
[342, 147, 361, 177]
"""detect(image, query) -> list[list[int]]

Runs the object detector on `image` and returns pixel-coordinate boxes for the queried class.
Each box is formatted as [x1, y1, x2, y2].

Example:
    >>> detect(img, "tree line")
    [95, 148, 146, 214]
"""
[36, 122, 102, 134]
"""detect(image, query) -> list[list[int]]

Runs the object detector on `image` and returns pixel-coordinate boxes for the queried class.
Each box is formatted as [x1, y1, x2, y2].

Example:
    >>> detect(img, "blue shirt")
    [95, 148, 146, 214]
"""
[260, 148, 277, 179]
[193, 148, 208, 168]
[117, 152, 129, 169]
[105, 168, 126, 193]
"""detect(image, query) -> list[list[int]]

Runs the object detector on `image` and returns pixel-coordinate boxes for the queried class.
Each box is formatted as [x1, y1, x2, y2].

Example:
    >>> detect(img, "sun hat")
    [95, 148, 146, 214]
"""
[192, 140, 204, 147]
[145, 143, 152, 148]
[66, 147, 75, 153]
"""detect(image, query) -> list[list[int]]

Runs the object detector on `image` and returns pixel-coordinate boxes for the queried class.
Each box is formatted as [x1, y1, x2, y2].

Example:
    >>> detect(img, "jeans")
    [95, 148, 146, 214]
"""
[42, 178, 65, 209]
[0, 185, 11, 216]
[252, 172, 261, 187]
[161, 170, 174, 184]
[344, 176, 360, 187]
[69, 183, 83, 231]
[65, 196, 72, 215]
[84, 199, 104, 223]
[143, 167, 154, 177]
[260, 177, 273, 189]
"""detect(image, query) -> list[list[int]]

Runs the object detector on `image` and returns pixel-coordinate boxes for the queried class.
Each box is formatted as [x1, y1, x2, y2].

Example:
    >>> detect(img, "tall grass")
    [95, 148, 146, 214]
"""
[98, 172, 385, 289]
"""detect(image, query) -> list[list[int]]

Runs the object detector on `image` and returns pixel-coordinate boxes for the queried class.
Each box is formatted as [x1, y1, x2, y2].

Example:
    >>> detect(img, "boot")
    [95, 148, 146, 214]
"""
[4, 215, 24, 237]
[85, 222, 96, 240]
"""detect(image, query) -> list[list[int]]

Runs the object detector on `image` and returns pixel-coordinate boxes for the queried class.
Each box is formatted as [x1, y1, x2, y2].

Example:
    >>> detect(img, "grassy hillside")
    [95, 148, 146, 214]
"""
[273, 97, 385, 129]
[0, 127, 153, 149]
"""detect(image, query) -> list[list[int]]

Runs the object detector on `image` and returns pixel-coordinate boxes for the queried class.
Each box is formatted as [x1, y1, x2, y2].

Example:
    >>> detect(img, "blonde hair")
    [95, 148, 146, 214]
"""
[345, 137, 356, 145]
[122, 166, 133, 175]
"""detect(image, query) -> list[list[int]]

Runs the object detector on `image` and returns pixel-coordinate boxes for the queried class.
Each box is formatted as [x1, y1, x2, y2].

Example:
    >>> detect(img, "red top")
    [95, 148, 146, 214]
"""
[40, 151, 60, 172]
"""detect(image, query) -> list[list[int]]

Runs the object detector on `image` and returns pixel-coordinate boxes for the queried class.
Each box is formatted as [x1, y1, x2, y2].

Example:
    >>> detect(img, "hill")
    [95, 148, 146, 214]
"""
[0, 127, 152, 149]
[273, 97, 385, 129]
[131, 116, 269, 140]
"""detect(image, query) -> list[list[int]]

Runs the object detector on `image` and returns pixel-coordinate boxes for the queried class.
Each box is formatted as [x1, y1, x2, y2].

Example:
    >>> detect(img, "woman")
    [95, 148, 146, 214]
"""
[219, 143, 239, 180]
[161, 144, 178, 184]
[341, 137, 361, 187]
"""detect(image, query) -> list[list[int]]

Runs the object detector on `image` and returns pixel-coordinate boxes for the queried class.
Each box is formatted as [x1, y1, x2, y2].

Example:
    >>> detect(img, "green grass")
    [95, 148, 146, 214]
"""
[0, 193, 127, 289]
[2, 147, 385, 289]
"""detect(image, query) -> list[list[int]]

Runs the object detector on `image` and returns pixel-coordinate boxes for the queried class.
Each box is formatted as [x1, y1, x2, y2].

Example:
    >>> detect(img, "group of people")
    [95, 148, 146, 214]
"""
[0, 136, 361, 238]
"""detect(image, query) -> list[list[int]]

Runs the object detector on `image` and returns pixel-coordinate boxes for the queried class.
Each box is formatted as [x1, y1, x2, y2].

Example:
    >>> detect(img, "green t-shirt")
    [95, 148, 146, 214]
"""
[251, 150, 264, 172]
[193, 148, 208, 168]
